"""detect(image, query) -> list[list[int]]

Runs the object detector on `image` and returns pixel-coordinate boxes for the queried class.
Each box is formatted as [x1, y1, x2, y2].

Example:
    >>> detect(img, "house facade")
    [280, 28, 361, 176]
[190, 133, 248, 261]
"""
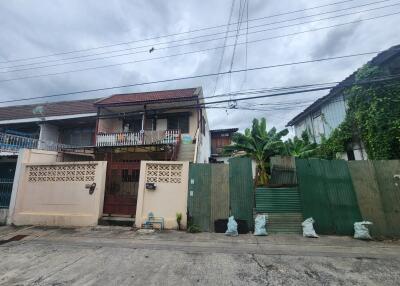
[286, 45, 400, 160]
[0, 87, 210, 220]
[209, 128, 238, 163]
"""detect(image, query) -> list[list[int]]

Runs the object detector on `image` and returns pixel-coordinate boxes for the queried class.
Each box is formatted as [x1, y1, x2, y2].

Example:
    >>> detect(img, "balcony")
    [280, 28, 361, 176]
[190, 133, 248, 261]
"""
[0, 132, 73, 154]
[95, 130, 180, 147]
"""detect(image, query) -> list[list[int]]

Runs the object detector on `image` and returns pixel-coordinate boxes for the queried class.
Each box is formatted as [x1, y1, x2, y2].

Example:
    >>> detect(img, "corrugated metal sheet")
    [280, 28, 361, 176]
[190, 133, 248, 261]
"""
[321, 97, 347, 137]
[229, 157, 254, 230]
[373, 160, 400, 236]
[255, 187, 302, 213]
[255, 187, 302, 233]
[210, 164, 229, 232]
[348, 161, 388, 236]
[296, 158, 362, 235]
[270, 156, 297, 186]
[188, 163, 211, 231]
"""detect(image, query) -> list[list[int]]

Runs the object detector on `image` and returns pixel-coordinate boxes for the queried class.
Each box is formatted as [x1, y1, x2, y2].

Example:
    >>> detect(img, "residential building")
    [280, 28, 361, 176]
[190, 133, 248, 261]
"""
[209, 128, 238, 163]
[0, 87, 210, 219]
[286, 45, 400, 160]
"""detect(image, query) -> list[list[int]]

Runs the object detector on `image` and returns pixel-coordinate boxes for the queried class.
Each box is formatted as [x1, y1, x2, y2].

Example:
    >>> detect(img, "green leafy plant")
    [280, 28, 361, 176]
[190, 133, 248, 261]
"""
[187, 224, 201, 233]
[176, 212, 182, 230]
[224, 118, 288, 186]
[317, 64, 400, 159]
[284, 131, 318, 158]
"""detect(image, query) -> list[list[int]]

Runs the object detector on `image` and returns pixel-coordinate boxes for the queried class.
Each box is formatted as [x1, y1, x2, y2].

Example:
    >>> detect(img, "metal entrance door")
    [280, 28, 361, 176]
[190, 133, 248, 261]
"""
[103, 161, 140, 216]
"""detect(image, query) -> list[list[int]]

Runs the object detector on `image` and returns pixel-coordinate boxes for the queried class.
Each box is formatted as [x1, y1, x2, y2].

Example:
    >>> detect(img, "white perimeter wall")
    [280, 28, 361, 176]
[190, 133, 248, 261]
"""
[135, 161, 189, 229]
[8, 149, 107, 227]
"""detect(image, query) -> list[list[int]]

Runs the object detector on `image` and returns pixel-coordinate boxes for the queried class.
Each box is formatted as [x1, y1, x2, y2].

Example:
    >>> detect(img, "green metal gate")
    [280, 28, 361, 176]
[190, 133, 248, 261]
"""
[229, 157, 254, 230]
[296, 159, 362, 235]
[188, 163, 212, 231]
[188, 158, 253, 232]
[255, 187, 303, 233]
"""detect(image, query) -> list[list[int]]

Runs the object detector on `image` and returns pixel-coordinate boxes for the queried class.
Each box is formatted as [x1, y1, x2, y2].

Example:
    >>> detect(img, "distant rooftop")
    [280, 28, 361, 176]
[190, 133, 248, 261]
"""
[0, 98, 100, 122]
[95, 87, 201, 106]
[210, 128, 239, 134]
[287, 44, 400, 126]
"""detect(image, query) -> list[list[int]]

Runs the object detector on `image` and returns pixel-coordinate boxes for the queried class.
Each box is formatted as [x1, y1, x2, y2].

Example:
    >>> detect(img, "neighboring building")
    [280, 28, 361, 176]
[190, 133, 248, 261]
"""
[209, 128, 238, 163]
[0, 87, 210, 219]
[286, 45, 400, 160]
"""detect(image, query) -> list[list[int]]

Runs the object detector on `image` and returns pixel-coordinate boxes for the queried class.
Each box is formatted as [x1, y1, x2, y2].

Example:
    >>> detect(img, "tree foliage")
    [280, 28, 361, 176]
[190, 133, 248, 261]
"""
[283, 131, 318, 158]
[224, 118, 288, 186]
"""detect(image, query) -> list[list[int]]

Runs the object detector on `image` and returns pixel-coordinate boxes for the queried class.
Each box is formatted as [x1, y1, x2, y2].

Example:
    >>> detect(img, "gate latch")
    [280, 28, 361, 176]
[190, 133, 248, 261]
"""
[85, 182, 96, 195]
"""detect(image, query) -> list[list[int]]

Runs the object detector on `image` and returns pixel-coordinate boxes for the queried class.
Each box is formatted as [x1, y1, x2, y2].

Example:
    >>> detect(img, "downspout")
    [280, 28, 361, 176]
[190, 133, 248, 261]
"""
[193, 128, 199, 163]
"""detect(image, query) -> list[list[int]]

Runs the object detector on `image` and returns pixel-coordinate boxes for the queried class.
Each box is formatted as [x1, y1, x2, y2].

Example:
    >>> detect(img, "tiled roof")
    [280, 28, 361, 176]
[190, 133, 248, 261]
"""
[286, 45, 400, 126]
[0, 98, 100, 121]
[210, 128, 239, 133]
[95, 87, 200, 106]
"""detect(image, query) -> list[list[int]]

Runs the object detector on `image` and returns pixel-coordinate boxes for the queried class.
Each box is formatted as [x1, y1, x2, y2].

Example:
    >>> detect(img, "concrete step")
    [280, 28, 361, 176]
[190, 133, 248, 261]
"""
[266, 213, 303, 234]
[177, 143, 196, 162]
[99, 216, 135, 227]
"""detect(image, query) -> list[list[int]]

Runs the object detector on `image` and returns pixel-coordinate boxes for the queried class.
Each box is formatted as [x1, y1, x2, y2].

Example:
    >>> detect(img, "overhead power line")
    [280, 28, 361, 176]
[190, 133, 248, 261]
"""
[1, 0, 396, 71]
[93, 74, 400, 119]
[0, 0, 361, 65]
[0, 50, 393, 105]
[1, 12, 398, 83]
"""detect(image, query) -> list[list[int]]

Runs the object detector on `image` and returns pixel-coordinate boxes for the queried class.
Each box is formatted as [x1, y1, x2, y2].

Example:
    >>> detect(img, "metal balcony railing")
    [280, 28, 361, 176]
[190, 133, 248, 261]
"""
[96, 130, 181, 147]
[0, 132, 74, 153]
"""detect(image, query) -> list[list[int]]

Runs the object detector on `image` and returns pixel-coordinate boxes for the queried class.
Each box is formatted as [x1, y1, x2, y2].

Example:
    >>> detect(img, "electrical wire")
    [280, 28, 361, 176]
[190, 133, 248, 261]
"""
[2, 0, 396, 72]
[0, 0, 362, 65]
[0, 50, 387, 104]
[0, 12, 398, 83]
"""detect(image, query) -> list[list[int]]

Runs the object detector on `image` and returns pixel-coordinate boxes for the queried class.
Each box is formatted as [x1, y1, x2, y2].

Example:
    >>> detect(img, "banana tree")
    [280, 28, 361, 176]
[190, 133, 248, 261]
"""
[284, 131, 318, 158]
[224, 118, 288, 186]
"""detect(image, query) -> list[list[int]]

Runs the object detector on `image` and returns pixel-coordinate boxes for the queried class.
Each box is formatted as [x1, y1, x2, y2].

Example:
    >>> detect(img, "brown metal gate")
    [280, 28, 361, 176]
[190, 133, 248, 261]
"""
[103, 160, 140, 216]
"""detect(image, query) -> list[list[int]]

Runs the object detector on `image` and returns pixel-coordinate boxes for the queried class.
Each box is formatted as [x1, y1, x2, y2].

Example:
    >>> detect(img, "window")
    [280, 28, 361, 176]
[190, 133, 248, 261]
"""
[61, 127, 94, 146]
[123, 119, 142, 132]
[167, 115, 189, 133]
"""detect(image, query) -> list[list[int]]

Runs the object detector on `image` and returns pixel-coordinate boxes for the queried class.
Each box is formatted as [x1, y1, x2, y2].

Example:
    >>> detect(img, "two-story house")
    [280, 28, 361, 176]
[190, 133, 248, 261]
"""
[0, 87, 210, 217]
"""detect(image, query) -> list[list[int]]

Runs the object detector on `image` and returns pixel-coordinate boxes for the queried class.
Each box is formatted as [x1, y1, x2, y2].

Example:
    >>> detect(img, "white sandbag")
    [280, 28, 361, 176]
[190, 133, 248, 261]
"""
[354, 221, 373, 240]
[302, 217, 319, 238]
[254, 214, 268, 236]
[225, 216, 238, 236]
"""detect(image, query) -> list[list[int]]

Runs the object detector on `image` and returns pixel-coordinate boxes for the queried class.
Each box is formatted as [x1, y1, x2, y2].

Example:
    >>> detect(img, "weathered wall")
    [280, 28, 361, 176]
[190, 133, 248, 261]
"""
[349, 160, 400, 237]
[39, 123, 60, 144]
[135, 161, 189, 229]
[348, 161, 388, 236]
[9, 149, 107, 227]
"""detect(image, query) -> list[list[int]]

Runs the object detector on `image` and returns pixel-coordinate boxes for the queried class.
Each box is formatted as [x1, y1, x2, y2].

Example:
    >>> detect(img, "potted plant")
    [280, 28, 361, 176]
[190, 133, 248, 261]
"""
[176, 212, 182, 230]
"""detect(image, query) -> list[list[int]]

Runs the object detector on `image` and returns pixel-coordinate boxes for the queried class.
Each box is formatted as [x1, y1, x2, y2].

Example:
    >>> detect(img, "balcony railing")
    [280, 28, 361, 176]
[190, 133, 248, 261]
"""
[0, 132, 74, 153]
[96, 130, 180, 147]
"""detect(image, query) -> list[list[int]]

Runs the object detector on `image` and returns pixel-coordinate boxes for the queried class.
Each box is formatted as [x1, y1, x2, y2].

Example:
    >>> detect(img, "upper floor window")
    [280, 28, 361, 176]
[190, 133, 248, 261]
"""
[167, 115, 189, 133]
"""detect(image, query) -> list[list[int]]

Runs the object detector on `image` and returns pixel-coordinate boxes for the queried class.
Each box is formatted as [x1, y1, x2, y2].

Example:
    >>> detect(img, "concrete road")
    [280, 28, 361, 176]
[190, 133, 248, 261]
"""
[0, 226, 399, 286]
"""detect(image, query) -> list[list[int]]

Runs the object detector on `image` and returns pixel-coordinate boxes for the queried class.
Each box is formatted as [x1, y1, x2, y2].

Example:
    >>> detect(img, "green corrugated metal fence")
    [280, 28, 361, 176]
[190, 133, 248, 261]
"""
[229, 157, 254, 230]
[255, 187, 303, 233]
[255, 187, 302, 213]
[349, 160, 400, 237]
[188, 158, 254, 232]
[296, 158, 362, 235]
[188, 164, 212, 231]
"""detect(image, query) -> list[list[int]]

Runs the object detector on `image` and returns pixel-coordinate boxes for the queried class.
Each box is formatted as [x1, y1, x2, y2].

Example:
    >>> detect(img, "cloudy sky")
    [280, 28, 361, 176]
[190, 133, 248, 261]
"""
[0, 0, 399, 134]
